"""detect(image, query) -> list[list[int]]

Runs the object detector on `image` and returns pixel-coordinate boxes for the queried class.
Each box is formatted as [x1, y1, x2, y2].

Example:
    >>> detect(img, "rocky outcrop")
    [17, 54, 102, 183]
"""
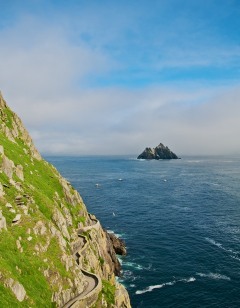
[108, 232, 127, 256]
[0, 91, 41, 160]
[137, 142, 179, 160]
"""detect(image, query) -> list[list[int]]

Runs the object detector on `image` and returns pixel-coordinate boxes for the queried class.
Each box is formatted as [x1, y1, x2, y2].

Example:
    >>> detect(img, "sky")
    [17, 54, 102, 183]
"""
[0, 0, 240, 155]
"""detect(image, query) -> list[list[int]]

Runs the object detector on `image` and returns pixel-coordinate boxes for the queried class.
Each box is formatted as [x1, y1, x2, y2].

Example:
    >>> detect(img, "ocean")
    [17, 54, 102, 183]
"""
[46, 155, 240, 308]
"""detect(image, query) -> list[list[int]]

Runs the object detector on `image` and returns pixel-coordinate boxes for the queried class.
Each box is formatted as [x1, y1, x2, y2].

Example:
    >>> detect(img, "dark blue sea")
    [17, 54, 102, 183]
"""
[46, 155, 240, 308]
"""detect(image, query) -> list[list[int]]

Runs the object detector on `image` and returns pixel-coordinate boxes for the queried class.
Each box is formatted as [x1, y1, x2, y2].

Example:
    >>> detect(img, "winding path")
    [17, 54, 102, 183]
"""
[62, 216, 102, 308]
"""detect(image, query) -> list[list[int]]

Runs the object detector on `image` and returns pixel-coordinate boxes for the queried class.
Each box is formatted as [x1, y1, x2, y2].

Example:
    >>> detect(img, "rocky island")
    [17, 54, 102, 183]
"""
[0, 92, 131, 307]
[137, 143, 179, 160]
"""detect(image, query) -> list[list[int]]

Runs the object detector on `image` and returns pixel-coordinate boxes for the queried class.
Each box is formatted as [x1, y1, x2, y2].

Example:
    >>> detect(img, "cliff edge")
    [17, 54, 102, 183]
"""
[0, 92, 131, 307]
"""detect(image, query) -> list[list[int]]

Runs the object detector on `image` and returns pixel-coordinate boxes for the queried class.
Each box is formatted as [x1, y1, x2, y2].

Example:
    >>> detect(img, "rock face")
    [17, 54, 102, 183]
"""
[4, 278, 26, 302]
[108, 232, 127, 256]
[137, 143, 179, 160]
[0, 92, 131, 308]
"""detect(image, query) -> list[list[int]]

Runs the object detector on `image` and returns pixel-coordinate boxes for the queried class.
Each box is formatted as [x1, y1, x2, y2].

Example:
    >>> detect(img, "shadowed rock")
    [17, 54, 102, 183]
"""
[138, 143, 179, 160]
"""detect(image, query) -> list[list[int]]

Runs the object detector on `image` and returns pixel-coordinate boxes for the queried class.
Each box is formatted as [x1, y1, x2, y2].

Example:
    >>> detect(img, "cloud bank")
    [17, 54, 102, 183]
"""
[0, 2, 239, 156]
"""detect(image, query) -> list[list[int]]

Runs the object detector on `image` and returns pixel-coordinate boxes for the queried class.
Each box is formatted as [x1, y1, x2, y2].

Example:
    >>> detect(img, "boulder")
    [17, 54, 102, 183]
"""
[2, 155, 15, 178]
[0, 210, 7, 230]
[4, 278, 26, 302]
[0, 183, 4, 197]
[15, 165, 24, 181]
[12, 214, 21, 224]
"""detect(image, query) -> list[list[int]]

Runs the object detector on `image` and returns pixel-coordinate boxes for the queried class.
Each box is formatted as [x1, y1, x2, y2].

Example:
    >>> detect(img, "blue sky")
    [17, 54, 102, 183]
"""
[0, 0, 240, 155]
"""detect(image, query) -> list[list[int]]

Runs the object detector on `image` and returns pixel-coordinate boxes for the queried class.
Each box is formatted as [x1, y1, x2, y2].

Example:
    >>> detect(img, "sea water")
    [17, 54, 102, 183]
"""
[46, 155, 240, 308]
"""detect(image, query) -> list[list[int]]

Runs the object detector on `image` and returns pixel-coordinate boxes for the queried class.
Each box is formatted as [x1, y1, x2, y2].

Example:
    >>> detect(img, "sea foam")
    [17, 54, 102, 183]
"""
[136, 277, 195, 295]
[196, 272, 231, 281]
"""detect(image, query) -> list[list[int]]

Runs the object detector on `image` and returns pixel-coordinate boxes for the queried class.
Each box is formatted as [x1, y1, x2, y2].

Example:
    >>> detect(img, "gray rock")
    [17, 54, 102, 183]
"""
[0, 183, 5, 197]
[2, 155, 15, 178]
[108, 232, 127, 256]
[5, 278, 26, 302]
[0, 210, 7, 230]
[137, 143, 179, 160]
[15, 165, 24, 181]
[12, 214, 21, 224]
[52, 208, 70, 240]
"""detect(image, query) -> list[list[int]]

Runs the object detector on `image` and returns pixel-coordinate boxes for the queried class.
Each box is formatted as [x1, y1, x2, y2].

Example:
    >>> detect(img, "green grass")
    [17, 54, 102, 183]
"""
[0, 107, 84, 305]
[0, 103, 120, 307]
[101, 280, 116, 306]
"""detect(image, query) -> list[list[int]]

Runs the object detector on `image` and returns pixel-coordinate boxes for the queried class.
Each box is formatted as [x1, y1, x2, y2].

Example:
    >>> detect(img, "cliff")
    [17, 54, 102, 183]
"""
[137, 143, 179, 160]
[0, 92, 131, 307]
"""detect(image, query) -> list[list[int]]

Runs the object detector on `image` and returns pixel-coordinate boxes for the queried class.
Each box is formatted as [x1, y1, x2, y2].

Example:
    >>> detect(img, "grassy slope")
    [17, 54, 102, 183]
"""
[0, 105, 86, 307]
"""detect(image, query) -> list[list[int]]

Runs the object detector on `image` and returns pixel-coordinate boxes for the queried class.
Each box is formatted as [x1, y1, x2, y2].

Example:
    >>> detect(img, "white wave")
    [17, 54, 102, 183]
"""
[125, 261, 143, 270]
[180, 277, 196, 283]
[205, 237, 222, 248]
[136, 277, 195, 295]
[230, 255, 240, 262]
[205, 237, 240, 256]
[107, 229, 114, 234]
[106, 229, 124, 238]
[136, 282, 175, 294]
[117, 257, 123, 265]
[196, 272, 231, 281]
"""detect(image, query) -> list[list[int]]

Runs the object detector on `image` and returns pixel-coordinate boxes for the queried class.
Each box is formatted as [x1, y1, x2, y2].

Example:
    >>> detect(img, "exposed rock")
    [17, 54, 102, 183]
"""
[5, 202, 13, 208]
[61, 254, 74, 271]
[137, 142, 179, 160]
[104, 230, 122, 276]
[9, 179, 22, 191]
[15, 165, 24, 181]
[2, 155, 15, 178]
[34, 236, 50, 253]
[33, 221, 47, 236]
[0, 91, 6, 108]
[61, 205, 73, 227]
[115, 282, 131, 308]
[12, 214, 21, 224]
[0, 210, 7, 230]
[60, 178, 83, 206]
[1, 124, 15, 142]
[0, 183, 4, 198]
[52, 208, 70, 240]
[49, 224, 67, 251]
[108, 232, 127, 256]
[0, 92, 132, 308]
[4, 278, 26, 302]
[16, 239, 23, 253]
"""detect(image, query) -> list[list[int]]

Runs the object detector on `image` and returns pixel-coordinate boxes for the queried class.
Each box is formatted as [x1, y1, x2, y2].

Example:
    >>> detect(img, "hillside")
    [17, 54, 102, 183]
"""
[0, 92, 131, 307]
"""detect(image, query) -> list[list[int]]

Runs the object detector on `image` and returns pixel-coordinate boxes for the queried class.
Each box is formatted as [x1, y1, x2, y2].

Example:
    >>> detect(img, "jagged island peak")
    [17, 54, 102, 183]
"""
[137, 142, 179, 160]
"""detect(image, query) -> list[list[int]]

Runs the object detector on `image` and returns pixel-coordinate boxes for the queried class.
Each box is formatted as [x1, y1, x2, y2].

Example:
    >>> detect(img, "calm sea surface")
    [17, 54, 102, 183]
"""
[46, 155, 240, 308]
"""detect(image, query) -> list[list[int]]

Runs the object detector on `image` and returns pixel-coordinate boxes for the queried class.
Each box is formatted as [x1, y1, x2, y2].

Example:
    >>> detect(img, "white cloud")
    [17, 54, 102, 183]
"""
[0, 9, 240, 156]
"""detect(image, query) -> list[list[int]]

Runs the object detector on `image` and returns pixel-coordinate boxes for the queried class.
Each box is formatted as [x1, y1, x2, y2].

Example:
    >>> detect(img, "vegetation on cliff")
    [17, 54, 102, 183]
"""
[0, 92, 131, 307]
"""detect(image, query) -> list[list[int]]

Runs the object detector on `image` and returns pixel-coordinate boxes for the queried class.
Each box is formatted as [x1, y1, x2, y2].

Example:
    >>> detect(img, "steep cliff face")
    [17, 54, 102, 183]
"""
[0, 92, 131, 307]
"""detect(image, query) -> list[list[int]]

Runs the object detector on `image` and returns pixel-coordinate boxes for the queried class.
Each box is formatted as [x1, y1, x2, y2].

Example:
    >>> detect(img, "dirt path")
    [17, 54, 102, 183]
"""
[62, 219, 100, 308]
